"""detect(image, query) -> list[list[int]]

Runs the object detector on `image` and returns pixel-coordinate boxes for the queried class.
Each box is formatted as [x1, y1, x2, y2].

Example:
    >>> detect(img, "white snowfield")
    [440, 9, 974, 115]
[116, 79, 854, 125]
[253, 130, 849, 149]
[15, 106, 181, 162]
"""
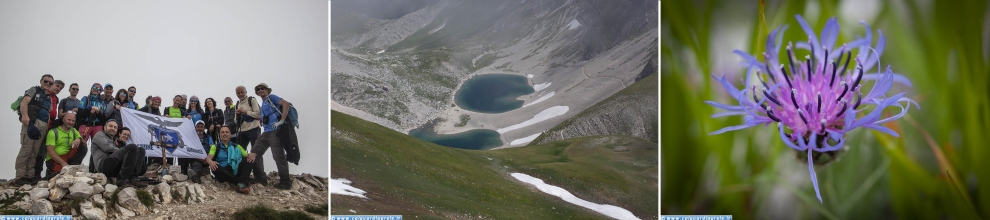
[510, 132, 542, 145]
[523, 91, 555, 108]
[533, 82, 551, 92]
[527, 74, 534, 79]
[567, 19, 582, 30]
[496, 106, 569, 134]
[376, 49, 385, 54]
[510, 173, 639, 220]
[429, 19, 447, 34]
[330, 178, 368, 198]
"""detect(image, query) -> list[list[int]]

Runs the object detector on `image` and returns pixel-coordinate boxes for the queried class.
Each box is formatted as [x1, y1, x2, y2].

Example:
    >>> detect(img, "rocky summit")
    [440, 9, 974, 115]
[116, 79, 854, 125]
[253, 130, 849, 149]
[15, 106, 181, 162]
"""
[0, 165, 329, 219]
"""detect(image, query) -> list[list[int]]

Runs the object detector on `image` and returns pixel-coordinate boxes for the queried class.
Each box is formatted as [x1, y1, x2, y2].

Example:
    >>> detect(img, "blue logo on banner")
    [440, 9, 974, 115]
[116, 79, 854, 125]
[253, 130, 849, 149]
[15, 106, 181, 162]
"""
[148, 124, 184, 153]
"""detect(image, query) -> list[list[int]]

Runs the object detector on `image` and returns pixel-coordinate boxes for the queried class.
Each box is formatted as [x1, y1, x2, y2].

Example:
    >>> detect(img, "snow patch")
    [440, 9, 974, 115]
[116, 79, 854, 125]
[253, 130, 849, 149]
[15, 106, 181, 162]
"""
[497, 106, 569, 134]
[523, 91, 555, 107]
[429, 19, 447, 34]
[511, 173, 639, 220]
[331, 178, 367, 198]
[527, 74, 534, 79]
[566, 19, 582, 30]
[533, 82, 551, 92]
[510, 132, 542, 145]
[376, 50, 385, 54]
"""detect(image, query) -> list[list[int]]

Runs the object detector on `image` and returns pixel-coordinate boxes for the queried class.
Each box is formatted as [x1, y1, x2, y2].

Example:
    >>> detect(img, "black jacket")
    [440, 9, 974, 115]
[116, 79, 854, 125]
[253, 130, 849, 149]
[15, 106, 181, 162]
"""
[277, 121, 300, 165]
[204, 108, 224, 138]
[139, 106, 161, 116]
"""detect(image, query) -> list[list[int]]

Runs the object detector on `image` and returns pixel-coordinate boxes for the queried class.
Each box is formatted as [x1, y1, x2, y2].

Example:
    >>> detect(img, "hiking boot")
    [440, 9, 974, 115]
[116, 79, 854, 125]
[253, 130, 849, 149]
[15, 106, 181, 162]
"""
[275, 180, 292, 190]
[237, 183, 251, 194]
[8, 178, 30, 187]
[26, 177, 41, 185]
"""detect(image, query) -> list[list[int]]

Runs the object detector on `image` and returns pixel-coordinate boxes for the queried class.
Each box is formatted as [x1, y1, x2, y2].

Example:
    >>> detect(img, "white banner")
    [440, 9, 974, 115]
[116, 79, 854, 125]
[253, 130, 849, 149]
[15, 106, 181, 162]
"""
[120, 108, 207, 159]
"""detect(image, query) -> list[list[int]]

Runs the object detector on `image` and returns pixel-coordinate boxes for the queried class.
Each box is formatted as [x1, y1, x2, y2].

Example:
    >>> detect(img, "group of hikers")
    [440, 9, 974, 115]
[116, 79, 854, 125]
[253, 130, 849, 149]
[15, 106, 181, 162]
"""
[10, 74, 298, 194]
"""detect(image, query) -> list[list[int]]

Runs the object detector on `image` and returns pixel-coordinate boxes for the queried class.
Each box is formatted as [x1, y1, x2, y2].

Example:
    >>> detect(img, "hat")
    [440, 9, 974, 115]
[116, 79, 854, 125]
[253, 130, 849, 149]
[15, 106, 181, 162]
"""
[26, 121, 41, 140]
[92, 83, 103, 92]
[104, 83, 113, 89]
[195, 120, 205, 125]
[256, 83, 272, 92]
[152, 96, 162, 102]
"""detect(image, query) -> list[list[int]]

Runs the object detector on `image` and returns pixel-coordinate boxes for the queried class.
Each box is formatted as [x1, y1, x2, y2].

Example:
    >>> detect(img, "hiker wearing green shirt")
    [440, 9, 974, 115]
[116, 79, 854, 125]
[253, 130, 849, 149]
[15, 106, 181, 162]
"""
[44, 112, 87, 179]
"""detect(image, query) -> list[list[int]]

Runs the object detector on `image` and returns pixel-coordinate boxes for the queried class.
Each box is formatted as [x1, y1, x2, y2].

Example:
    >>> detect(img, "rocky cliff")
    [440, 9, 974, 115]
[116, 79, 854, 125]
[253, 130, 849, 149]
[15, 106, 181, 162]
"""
[532, 72, 658, 145]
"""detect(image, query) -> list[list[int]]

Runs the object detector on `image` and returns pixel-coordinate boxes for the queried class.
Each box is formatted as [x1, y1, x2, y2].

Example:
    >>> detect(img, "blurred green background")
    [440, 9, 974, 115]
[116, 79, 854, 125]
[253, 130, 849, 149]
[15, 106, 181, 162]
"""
[660, 0, 989, 219]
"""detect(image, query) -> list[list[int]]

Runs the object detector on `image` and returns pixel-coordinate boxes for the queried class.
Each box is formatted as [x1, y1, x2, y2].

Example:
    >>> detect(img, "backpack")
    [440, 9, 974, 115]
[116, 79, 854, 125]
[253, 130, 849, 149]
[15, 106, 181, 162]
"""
[235, 97, 257, 123]
[265, 97, 299, 129]
[12, 86, 46, 119]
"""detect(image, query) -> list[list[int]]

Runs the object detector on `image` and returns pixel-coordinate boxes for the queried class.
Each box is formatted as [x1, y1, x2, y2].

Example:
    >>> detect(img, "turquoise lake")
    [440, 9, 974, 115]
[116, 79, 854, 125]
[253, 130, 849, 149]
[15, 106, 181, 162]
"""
[454, 74, 534, 113]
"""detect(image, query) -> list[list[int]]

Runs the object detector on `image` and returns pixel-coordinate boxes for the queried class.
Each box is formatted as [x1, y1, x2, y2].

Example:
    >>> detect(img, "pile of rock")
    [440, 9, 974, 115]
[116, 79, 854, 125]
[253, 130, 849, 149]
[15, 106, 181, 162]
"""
[1, 165, 330, 219]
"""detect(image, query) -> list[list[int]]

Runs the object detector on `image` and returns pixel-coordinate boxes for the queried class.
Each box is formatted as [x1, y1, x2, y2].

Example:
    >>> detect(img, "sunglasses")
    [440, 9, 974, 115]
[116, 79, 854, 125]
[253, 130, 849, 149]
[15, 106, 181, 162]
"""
[129, 90, 136, 93]
[70, 88, 79, 91]
[43, 80, 53, 85]
[255, 87, 267, 92]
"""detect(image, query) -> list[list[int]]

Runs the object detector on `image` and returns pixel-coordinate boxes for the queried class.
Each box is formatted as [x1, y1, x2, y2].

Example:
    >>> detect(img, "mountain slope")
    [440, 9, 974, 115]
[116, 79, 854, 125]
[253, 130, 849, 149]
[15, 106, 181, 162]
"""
[531, 72, 658, 145]
[331, 0, 658, 135]
[331, 110, 658, 219]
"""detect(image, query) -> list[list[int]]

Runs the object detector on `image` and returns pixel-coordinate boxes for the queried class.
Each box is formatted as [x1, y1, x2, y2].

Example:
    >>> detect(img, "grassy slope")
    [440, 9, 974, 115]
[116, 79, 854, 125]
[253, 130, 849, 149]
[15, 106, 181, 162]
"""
[331, 110, 657, 219]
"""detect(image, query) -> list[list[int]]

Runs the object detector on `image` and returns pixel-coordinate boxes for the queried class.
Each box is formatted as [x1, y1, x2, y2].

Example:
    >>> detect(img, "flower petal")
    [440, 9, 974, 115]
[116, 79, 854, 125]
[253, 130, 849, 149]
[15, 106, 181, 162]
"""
[856, 21, 874, 65]
[820, 18, 839, 52]
[779, 124, 805, 151]
[815, 136, 845, 152]
[711, 111, 748, 118]
[861, 72, 912, 87]
[795, 14, 821, 57]
[808, 149, 823, 204]
[862, 30, 886, 71]
[864, 124, 900, 137]
[713, 74, 742, 100]
[863, 65, 895, 102]
[709, 124, 755, 135]
[734, 50, 766, 71]
[705, 101, 744, 111]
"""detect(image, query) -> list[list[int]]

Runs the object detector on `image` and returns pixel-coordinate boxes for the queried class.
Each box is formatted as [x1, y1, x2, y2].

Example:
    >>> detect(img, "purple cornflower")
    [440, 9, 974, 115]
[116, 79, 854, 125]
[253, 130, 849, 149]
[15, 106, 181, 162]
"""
[706, 15, 918, 203]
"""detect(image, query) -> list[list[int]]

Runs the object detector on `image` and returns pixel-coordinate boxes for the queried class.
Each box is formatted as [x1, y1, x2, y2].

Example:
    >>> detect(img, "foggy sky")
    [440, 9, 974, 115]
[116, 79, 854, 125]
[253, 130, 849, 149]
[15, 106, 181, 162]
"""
[0, 0, 329, 179]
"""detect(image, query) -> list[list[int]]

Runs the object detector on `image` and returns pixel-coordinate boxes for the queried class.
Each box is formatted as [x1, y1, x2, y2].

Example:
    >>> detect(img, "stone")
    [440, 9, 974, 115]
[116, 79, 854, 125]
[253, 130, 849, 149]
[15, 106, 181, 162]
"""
[0, 188, 15, 200]
[69, 180, 95, 198]
[162, 175, 174, 184]
[154, 216, 172, 220]
[58, 165, 88, 175]
[103, 184, 118, 198]
[93, 184, 105, 195]
[168, 165, 182, 176]
[117, 187, 149, 215]
[30, 199, 53, 215]
[49, 187, 67, 201]
[173, 184, 188, 202]
[186, 184, 206, 203]
[35, 180, 49, 189]
[154, 182, 172, 204]
[55, 177, 76, 188]
[29, 187, 49, 200]
[91, 194, 106, 208]
[118, 205, 136, 217]
[88, 173, 108, 186]
[174, 173, 188, 182]
[19, 183, 33, 191]
[14, 200, 30, 210]
[76, 176, 95, 185]
[79, 200, 106, 220]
